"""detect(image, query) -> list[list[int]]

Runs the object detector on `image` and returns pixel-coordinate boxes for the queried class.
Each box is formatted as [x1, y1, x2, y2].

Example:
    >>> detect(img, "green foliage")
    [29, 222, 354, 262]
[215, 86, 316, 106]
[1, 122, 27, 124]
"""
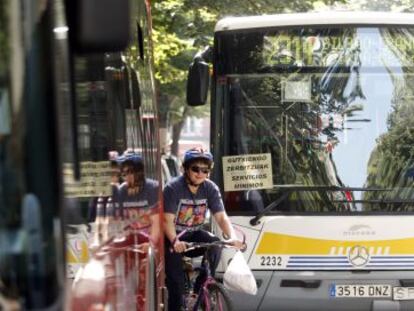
[152, 29, 191, 86]
[362, 31, 414, 210]
[152, 0, 348, 131]
[151, 0, 414, 155]
[346, 0, 414, 11]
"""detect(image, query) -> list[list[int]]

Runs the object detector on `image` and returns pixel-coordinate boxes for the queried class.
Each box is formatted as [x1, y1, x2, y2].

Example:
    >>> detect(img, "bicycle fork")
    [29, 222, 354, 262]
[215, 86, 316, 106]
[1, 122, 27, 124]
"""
[193, 276, 219, 311]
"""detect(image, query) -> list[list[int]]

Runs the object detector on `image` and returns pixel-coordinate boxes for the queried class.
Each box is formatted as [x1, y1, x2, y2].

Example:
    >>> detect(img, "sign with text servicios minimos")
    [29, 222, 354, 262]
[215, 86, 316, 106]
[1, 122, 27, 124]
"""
[222, 153, 273, 192]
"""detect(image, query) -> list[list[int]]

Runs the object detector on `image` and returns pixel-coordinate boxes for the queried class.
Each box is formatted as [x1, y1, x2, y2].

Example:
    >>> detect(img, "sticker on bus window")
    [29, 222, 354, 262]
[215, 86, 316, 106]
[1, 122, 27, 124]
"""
[63, 161, 113, 197]
[222, 153, 273, 192]
[282, 79, 312, 102]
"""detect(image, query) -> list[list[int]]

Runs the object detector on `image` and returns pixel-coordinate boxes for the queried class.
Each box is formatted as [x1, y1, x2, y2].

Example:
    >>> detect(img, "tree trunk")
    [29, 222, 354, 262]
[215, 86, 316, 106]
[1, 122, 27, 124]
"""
[157, 92, 170, 129]
[171, 106, 189, 156]
[157, 92, 171, 154]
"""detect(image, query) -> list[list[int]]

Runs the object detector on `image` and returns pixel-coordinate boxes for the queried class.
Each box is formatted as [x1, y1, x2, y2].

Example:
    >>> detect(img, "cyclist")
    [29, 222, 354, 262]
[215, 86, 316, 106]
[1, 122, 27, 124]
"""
[117, 150, 161, 307]
[164, 147, 244, 311]
[116, 149, 160, 244]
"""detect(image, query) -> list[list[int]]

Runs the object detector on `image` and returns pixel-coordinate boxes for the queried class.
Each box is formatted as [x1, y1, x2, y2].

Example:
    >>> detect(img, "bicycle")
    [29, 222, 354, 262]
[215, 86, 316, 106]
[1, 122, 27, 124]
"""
[178, 230, 246, 311]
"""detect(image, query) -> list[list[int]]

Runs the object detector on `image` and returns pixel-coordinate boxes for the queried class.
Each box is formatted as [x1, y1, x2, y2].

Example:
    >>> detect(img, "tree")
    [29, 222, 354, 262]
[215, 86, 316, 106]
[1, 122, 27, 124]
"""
[153, 0, 414, 156]
[363, 35, 414, 210]
[152, 0, 212, 155]
[151, 0, 346, 155]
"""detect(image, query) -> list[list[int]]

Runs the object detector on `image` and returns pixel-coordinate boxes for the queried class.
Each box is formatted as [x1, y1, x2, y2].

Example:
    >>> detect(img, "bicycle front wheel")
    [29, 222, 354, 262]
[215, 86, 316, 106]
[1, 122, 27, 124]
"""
[197, 282, 233, 311]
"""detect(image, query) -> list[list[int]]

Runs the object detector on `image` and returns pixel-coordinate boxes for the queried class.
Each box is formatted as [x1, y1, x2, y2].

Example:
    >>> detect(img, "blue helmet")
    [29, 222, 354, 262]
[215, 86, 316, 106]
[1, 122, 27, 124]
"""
[183, 148, 213, 168]
[116, 150, 143, 167]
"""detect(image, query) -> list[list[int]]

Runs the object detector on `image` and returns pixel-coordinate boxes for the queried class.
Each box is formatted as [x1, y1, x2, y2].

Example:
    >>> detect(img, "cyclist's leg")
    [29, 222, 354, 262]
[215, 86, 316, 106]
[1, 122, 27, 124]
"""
[207, 243, 222, 277]
[165, 238, 186, 311]
[192, 230, 222, 276]
[186, 230, 223, 294]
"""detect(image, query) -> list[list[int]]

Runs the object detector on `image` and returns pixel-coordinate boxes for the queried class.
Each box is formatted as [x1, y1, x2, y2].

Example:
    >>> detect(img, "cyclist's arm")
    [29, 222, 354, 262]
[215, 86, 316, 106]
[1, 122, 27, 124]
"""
[150, 213, 160, 245]
[164, 213, 187, 253]
[164, 213, 177, 244]
[163, 184, 179, 244]
[213, 211, 244, 249]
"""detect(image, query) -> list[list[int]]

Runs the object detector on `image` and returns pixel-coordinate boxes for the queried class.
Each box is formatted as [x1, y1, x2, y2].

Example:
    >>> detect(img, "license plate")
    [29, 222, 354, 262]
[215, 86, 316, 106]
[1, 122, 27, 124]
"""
[393, 287, 414, 300]
[330, 284, 392, 298]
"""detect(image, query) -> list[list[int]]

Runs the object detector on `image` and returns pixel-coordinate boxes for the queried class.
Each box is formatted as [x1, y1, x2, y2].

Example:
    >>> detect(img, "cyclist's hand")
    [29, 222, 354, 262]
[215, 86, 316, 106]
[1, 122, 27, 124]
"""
[227, 239, 246, 250]
[173, 240, 187, 253]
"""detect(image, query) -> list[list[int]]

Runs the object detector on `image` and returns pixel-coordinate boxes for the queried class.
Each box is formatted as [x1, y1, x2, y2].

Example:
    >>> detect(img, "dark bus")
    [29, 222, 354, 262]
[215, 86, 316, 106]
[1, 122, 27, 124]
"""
[0, 0, 165, 310]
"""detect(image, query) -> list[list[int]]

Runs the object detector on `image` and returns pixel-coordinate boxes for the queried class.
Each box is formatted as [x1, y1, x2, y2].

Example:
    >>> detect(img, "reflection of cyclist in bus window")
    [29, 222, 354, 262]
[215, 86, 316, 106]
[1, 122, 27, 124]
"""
[117, 150, 160, 243]
[88, 151, 121, 247]
[116, 150, 161, 307]
[163, 147, 244, 311]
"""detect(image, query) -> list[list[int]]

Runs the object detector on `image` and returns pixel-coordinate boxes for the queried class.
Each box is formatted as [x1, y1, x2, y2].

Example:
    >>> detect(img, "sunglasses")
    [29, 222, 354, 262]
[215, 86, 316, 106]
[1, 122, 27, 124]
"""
[190, 166, 210, 174]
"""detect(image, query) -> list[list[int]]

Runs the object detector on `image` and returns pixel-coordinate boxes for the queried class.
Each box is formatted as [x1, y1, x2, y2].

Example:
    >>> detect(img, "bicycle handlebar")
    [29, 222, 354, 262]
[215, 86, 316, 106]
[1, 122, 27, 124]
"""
[184, 240, 234, 252]
[170, 226, 247, 253]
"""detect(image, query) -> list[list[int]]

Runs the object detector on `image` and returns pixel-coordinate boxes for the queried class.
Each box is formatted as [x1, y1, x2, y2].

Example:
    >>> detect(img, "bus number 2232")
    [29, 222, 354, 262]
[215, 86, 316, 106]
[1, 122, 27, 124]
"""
[260, 256, 282, 266]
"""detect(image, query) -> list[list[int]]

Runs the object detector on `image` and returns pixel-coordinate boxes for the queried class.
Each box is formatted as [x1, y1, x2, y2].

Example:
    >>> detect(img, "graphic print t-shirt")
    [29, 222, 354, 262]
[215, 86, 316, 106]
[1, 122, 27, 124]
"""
[176, 198, 208, 227]
[163, 176, 224, 231]
[118, 178, 159, 229]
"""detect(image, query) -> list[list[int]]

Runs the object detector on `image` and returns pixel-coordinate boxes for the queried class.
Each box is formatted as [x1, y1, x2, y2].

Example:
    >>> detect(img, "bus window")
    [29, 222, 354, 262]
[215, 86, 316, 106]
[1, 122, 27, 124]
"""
[214, 25, 414, 213]
[65, 1, 164, 310]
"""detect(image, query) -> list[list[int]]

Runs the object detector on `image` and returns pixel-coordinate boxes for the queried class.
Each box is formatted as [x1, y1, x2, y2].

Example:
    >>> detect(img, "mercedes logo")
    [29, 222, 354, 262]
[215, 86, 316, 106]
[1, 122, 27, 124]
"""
[348, 245, 370, 267]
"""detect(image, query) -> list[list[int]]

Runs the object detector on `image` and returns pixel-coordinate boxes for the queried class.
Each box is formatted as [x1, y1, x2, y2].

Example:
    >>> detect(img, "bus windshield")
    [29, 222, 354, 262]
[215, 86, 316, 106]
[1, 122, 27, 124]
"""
[216, 26, 414, 213]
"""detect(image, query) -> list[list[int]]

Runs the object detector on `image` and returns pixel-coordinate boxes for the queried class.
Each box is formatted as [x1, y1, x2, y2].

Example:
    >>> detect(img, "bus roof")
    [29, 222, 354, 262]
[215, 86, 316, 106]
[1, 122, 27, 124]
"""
[215, 11, 414, 32]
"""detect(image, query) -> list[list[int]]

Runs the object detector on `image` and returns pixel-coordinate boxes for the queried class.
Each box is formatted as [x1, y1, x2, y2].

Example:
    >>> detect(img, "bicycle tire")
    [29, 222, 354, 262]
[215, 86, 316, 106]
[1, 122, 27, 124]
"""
[197, 282, 233, 311]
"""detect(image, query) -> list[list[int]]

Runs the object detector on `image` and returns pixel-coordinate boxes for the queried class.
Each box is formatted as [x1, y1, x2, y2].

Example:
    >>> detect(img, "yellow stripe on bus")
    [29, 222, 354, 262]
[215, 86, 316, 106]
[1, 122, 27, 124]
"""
[66, 241, 90, 263]
[256, 232, 414, 255]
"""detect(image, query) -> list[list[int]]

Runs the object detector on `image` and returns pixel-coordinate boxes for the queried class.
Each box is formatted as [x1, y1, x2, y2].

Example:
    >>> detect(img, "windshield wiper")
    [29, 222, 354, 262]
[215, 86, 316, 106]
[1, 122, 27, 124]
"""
[249, 185, 390, 226]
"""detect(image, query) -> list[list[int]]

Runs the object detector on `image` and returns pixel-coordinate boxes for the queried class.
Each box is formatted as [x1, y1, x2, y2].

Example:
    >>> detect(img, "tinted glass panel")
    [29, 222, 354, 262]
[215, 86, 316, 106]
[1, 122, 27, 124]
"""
[1, 0, 63, 308]
[217, 27, 414, 213]
[64, 1, 163, 310]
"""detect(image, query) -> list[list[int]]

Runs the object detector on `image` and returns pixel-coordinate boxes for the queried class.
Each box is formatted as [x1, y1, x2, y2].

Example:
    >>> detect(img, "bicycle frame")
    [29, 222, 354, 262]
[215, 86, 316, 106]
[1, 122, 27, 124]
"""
[183, 242, 234, 311]
[198, 276, 223, 310]
[184, 251, 216, 311]
[176, 227, 246, 310]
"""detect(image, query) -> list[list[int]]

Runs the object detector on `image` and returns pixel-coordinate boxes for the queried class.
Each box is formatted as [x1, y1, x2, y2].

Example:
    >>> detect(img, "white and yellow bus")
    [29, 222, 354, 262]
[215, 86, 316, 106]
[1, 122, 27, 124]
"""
[187, 11, 414, 311]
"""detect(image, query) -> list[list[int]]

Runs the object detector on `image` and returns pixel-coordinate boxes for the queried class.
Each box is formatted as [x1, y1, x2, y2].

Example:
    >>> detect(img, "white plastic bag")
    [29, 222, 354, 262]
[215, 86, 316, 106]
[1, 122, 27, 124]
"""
[223, 251, 258, 295]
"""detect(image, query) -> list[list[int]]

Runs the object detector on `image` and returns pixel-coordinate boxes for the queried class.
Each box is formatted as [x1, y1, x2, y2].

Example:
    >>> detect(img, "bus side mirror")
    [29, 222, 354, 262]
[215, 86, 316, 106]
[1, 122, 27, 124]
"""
[187, 59, 210, 106]
[65, 0, 130, 52]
